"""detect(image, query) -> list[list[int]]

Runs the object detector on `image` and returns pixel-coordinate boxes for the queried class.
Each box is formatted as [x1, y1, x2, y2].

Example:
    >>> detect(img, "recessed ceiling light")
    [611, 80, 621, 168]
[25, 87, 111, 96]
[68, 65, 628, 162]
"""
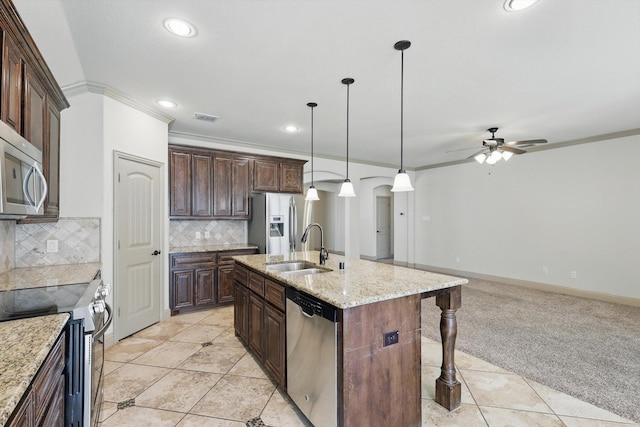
[283, 125, 298, 133]
[157, 99, 177, 108]
[163, 18, 197, 37]
[504, 0, 539, 11]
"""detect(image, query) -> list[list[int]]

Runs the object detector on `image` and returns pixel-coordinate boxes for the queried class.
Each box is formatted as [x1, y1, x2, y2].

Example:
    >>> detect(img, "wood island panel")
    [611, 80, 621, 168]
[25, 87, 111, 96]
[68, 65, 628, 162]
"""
[339, 294, 421, 427]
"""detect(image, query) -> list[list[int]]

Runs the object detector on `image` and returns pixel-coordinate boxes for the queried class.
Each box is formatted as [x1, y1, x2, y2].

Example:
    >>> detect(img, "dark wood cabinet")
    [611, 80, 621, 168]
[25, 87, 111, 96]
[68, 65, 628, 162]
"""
[254, 157, 305, 194]
[213, 155, 232, 217]
[22, 66, 46, 153]
[7, 331, 66, 427]
[169, 150, 192, 216]
[233, 265, 287, 389]
[1, 31, 22, 132]
[170, 248, 257, 315]
[253, 159, 279, 192]
[192, 154, 213, 217]
[44, 102, 60, 216]
[232, 157, 250, 217]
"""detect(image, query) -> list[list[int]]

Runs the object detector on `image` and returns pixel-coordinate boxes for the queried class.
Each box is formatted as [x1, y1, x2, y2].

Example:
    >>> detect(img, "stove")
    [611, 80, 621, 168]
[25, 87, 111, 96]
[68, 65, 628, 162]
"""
[0, 277, 112, 427]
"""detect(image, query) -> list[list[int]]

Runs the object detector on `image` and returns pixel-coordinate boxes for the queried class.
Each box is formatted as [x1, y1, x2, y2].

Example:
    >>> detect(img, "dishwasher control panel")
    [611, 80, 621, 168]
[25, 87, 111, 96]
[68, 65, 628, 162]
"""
[286, 287, 337, 322]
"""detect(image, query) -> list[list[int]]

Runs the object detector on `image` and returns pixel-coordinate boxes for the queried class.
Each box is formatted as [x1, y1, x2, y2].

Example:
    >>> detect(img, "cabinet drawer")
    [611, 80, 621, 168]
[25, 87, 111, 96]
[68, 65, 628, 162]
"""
[234, 264, 249, 286]
[33, 331, 65, 422]
[265, 279, 286, 311]
[170, 252, 218, 269]
[249, 272, 265, 296]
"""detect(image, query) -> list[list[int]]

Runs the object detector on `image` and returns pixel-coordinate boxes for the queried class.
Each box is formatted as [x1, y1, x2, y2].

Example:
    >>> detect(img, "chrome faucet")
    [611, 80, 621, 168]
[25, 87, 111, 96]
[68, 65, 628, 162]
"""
[301, 223, 329, 265]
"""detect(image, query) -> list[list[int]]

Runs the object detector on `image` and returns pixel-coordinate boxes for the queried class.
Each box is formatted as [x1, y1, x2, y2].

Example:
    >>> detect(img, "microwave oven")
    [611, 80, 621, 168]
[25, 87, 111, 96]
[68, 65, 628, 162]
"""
[0, 121, 47, 217]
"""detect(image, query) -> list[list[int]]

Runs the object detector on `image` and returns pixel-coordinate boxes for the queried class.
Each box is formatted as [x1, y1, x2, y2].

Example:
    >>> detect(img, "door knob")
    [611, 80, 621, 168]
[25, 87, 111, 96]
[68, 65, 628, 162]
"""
[152, 250, 161, 256]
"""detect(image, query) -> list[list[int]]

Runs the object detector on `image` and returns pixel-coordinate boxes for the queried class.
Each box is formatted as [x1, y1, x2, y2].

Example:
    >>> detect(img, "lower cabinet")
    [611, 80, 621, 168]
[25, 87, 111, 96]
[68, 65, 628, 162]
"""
[170, 248, 257, 315]
[233, 265, 287, 389]
[7, 330, 65, 427]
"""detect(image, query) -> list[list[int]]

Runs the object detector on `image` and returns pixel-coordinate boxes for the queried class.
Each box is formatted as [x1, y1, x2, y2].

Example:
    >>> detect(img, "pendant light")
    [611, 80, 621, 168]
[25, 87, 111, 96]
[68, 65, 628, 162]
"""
[305, 102, 320, 201]
[391, 40, 414, 192]
[338, 78, 356, 198]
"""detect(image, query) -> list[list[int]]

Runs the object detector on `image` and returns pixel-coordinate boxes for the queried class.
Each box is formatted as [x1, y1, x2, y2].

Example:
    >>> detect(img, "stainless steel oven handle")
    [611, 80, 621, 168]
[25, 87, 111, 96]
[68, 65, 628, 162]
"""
[93, 303, 113, 339]
[22, 165, 36, 207]
[21, 162, 48, 211]
[33, 162, 48, 212]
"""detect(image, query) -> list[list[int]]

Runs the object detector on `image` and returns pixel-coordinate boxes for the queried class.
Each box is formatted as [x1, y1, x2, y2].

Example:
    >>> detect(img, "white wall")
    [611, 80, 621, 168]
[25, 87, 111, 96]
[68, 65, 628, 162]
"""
[413, 136, 640, 299]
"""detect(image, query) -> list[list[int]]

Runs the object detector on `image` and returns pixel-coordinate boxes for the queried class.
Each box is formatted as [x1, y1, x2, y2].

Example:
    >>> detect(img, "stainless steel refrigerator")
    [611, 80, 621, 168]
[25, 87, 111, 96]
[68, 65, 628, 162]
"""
[248, 193, 308, 255]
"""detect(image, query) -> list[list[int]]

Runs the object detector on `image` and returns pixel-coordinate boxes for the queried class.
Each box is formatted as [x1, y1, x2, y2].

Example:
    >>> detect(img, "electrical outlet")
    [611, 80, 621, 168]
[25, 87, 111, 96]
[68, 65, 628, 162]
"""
[542, 267, 549, 275]
[383, 331, 399, 347]
[570, 271, 577, 279]
[204, 231, 210, 238]
[46, 240, 58, 253]
[196, 231, 201, 239]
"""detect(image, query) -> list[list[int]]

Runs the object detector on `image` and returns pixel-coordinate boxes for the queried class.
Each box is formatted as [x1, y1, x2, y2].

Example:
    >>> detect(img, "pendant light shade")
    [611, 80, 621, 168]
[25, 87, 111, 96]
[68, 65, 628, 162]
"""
[339, 78, 356, 198]
[391, 40, 414, 193]
[305, 102, 320, 201]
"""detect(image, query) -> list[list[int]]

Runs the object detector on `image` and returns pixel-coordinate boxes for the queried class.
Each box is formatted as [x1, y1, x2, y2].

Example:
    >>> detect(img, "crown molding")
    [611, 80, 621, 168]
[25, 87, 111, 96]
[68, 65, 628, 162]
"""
[62, 81, 175, 125]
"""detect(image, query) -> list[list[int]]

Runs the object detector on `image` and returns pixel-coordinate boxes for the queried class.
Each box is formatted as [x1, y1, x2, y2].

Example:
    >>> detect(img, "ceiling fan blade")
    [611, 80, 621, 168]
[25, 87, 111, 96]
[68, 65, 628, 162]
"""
[501, 145, 526, 155]
[507, 139, 547, 147]
[446, 146, 481, 153]
[466, 149, 488, 160]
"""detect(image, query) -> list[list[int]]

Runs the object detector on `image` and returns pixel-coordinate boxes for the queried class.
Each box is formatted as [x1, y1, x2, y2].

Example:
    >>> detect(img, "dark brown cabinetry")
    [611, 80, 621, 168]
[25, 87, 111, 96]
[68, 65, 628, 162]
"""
[233, 266, 287, 389]
[7, 330, 66, 427]
[253, 158, 305, 194]
[169, 145, 306, 220]
[170, 248, 257, 315]
[1, 2, 69, 222]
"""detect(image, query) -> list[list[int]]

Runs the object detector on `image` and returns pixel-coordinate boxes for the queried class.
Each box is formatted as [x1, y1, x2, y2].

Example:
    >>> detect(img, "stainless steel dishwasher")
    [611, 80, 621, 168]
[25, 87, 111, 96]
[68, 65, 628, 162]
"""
[286, 287, 338, 427]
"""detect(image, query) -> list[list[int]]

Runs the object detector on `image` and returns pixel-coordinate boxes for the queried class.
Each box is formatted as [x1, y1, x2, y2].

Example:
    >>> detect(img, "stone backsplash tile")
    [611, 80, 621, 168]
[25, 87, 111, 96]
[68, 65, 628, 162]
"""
[16, 218, 100, 267]
[170, 220, 247, 247]
[0, 221, 15, 273]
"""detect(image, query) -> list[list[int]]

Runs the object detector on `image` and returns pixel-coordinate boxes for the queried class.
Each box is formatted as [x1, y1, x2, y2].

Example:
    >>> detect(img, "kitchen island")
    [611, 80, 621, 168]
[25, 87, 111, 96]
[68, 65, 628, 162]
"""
[233, 251, 468, 427]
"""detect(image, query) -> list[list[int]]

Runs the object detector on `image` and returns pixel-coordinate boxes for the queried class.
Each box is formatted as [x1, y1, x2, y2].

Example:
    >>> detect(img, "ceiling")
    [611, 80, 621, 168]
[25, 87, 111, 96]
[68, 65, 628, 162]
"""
[14, 0, 640, 169]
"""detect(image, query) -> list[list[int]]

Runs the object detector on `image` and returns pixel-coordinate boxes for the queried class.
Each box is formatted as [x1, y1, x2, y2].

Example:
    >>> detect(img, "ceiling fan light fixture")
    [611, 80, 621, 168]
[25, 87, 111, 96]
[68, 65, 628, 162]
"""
[474, 153, 487, 164]
[502, 150, 514, 161]
[504, 0, 539, 12]
[391, 40, 414, 193]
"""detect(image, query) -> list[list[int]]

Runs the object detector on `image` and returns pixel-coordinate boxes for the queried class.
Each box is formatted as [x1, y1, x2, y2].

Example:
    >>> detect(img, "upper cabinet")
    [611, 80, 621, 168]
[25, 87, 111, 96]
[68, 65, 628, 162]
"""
[1, 0, 69, 222]
[169, 144, 306, 220]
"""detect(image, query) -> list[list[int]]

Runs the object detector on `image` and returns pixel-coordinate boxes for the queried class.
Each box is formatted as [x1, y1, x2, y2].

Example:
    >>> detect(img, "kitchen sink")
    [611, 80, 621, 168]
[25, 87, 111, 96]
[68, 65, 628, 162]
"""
[266, 261, 331, 276]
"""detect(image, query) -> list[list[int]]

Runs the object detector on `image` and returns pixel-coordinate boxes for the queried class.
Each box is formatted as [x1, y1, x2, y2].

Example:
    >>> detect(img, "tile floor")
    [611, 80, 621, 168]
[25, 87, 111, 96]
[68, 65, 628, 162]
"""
[100, 305, 639, 427]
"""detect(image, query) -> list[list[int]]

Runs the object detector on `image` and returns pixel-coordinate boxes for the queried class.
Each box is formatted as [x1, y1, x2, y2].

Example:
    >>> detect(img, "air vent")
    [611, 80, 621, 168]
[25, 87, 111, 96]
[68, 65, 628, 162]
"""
[193, 112, 219, 122]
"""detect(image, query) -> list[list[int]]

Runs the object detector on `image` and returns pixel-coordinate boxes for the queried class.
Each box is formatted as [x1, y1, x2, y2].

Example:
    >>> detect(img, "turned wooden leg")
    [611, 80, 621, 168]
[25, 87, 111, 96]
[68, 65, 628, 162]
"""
[435, 286, 462, 410]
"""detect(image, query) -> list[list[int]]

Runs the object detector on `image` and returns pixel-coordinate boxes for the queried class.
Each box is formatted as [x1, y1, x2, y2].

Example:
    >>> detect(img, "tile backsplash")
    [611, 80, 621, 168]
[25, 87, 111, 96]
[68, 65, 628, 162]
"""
[15, 218, 100, 267]
[0, 221, 15, 273]
[170, 220, 247, 247]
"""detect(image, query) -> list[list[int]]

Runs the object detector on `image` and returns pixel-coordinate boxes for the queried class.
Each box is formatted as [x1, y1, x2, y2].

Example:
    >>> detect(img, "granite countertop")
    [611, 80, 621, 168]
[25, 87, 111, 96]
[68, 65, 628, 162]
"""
[0, 314, 69, 426]
[0, 263, 102, 292]
[169, 244, 258, 254]
[233, 251, 468, 309]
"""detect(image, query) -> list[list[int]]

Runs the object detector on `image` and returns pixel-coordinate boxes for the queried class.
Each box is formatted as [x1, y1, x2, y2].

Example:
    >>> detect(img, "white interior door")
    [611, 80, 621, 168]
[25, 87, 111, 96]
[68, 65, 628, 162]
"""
[376, 196, 391, 259]
[115, 154, 162, 339]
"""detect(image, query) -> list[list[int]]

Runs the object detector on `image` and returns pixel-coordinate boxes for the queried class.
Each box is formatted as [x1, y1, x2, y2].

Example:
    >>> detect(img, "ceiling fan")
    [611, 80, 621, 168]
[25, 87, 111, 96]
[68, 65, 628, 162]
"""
[467, 127, 547, 164]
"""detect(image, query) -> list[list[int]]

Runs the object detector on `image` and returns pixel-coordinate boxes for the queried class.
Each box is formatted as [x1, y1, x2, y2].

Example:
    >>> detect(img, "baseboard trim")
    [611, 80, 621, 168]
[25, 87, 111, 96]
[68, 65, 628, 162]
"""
[104, 333, 116, 349]
[414, 264, 640, 308]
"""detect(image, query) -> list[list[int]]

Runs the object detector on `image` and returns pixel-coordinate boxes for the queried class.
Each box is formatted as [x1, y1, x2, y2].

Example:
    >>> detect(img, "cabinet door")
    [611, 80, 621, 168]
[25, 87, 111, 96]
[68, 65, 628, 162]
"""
[213, 156, 232, 216]
[7, 389, 33, 427]
[280, 162, 304, 194]
[253, 159, 279, 192]
[38, 373, 64, 427]
[248, 292, 264, 359]
[22, 66, 47, 152]
[264, 303, 286, 388]
[234, 284, 249, 341]
[232, 157, 250, 217]
[45, 102, 60, 216]
[192, 154, 213, 216]
[171, 270, 194, 310]
[217, 263, 235, 304]
[194, 267, 216, 306]
[1, 33, 22, 133]
[169, 151, 192, 216]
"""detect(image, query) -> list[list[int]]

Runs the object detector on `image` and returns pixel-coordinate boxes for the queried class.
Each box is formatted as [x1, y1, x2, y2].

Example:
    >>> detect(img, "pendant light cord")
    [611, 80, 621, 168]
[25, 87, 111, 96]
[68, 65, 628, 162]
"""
[400, 47, 405, 172]
[311, 106, 314, 186]
[346, 82, 350, 179]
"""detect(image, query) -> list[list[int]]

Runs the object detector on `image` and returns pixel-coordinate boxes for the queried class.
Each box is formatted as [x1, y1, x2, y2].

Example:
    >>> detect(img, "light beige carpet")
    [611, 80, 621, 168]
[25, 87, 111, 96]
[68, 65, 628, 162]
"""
[421, 279, 640, 423]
